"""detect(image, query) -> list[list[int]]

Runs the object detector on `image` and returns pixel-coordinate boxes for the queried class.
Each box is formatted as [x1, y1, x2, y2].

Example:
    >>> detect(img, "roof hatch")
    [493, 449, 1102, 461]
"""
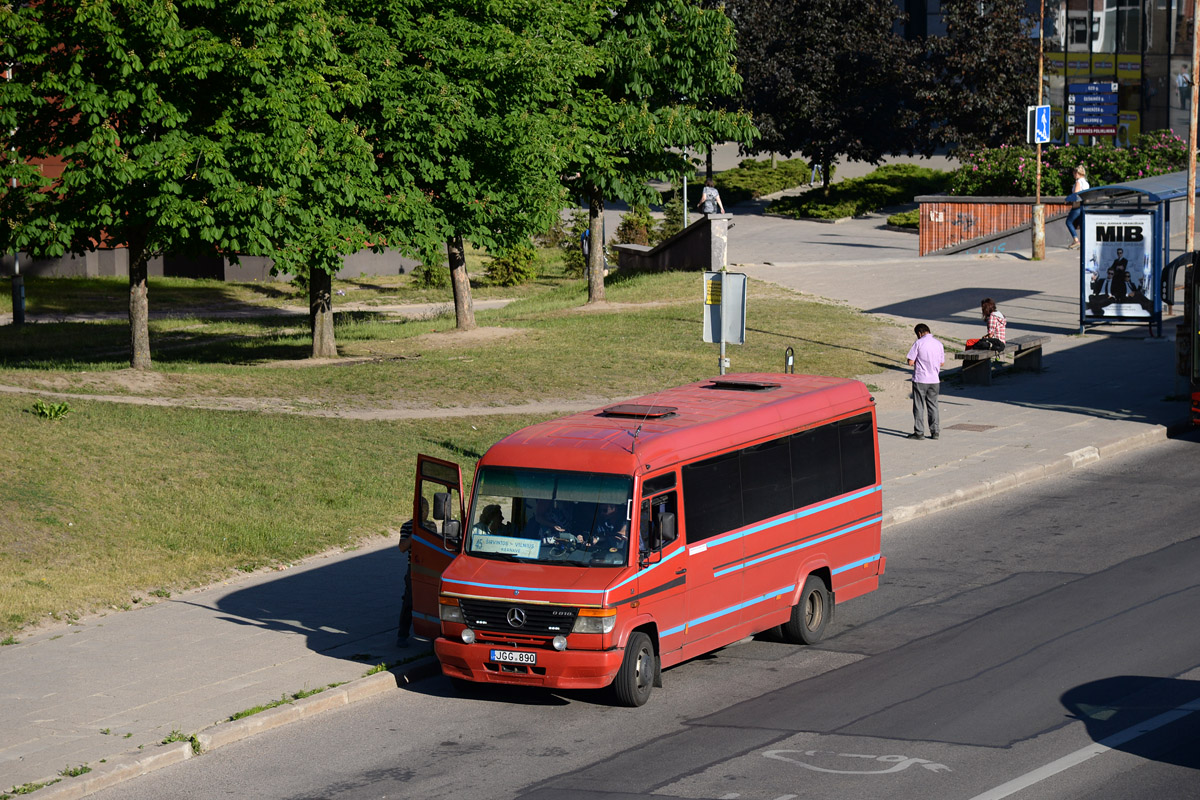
[705, 379, 781, 392]
[600, 404, 678, 419]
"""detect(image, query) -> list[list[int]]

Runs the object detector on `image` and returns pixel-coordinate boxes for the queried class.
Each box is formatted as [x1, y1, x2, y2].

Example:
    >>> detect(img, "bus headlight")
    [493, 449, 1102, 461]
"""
[439, 596, 465, 624]
[462, 628, 476, 644]
[572, 608, 616, 634]
[552, 635, 567, 651]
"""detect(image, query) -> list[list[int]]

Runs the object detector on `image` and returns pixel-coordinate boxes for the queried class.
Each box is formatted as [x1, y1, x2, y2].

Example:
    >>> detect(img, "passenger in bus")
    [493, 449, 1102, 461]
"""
[471, 504, 506, 537]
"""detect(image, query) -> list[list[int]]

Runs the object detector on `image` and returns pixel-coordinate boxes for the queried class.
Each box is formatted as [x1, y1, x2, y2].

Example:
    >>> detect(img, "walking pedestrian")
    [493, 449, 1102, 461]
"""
[697, 179, 724, 215]
[1065, 165, 1088, 250]
[1177, 64, 1191, 109]
[906, 323, 944, 441]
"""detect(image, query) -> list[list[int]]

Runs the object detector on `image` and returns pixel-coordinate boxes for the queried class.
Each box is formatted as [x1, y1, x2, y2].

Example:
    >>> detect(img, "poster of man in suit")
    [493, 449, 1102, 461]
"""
[1082, 212, 1155, 319]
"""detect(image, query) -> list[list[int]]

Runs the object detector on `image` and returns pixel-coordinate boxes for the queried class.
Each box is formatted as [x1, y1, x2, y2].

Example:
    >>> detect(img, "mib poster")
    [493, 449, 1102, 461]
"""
[1082, 212, 1155, 320]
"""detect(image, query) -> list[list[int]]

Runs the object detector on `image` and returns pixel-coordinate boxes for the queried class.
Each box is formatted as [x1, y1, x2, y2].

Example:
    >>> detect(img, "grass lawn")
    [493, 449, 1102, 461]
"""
[0, 267, 908, 637]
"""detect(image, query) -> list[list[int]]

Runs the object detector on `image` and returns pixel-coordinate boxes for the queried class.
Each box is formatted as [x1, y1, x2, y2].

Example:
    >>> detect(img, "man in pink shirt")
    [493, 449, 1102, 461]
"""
[906, 323, 945, 441]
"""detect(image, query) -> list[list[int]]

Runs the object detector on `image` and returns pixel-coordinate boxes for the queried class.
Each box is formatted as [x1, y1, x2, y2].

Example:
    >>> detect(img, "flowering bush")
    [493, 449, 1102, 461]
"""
[949, 130, 1188, 197]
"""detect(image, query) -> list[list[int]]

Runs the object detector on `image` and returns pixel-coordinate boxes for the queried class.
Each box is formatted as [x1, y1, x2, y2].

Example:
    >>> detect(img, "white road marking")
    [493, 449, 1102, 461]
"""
[967, 696, 1200, 800]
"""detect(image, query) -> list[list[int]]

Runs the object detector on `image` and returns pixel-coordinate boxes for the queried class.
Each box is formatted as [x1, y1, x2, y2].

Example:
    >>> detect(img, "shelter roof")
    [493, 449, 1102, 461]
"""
[1081, 170, 1195, 205]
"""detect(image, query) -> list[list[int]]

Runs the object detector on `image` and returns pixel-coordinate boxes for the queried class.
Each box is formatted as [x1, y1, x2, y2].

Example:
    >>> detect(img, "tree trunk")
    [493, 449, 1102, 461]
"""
[127, 232, 151, 370]
[706, 144, 714, 182]
[586, 189, 605, 304]
[822, 160, 832, 192]
[447, 234, 476, 330]
[309, 268, 337, 358]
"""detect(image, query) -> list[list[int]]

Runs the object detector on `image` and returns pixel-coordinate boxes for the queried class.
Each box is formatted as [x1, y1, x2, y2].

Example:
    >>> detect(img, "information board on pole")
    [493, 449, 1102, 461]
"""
[1067, 82, 1119, 136]
[702, 271, 746, 345]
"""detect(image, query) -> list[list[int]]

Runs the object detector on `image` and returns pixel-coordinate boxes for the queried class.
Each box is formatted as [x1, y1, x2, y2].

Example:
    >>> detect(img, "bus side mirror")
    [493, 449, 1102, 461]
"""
[432, 492, 451, 521]
[443, 519, 462, 551]
[657, 512, 677, 546]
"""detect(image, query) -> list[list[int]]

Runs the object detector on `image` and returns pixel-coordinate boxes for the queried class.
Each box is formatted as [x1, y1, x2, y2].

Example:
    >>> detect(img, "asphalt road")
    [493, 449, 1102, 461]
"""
[93, 432, 1200, 800]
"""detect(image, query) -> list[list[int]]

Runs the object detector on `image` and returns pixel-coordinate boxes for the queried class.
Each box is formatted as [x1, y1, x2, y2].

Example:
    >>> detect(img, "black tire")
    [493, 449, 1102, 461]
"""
[612, 631, 655, 707]
[781, 574, 830, 645]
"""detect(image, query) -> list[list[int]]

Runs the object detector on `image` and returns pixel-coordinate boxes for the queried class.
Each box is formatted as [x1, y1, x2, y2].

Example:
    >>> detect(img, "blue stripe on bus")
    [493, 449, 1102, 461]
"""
[712, 515, 882, 578]
[832, 553, 881, 574]
[414, 535, 455, 557]
[661, 583, 797, 637]
[440, 486, 880, 604]
[443, 577, 607, 595]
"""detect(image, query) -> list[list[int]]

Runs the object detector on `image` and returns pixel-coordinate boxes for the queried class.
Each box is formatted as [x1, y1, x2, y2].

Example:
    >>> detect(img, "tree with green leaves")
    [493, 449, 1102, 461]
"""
[0, 0, 401, 365]
[918, 0, 1039, 152]
[563, 0, 755, 304]
[728, 0, 921, 189]
[332, 0, 599, 331]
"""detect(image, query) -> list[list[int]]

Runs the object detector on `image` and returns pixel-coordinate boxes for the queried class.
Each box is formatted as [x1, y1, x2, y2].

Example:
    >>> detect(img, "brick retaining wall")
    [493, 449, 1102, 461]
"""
[916, 195, 1073, 256]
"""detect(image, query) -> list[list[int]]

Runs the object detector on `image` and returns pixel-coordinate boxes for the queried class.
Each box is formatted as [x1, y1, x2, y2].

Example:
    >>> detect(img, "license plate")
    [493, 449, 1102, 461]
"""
[490, 649, 536, 665]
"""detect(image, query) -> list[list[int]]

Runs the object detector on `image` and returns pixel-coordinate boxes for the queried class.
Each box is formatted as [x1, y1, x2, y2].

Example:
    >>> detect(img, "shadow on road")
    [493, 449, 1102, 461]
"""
[1061, 675, 1200, 770]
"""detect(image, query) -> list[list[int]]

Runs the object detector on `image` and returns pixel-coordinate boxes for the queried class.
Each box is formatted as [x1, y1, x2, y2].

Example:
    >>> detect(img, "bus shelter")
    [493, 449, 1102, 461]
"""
[1076, 171, 1196, 338]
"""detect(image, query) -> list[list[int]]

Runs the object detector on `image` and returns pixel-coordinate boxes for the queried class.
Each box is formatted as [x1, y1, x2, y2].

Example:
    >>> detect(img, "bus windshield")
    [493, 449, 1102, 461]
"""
[465, 466, 634, 567]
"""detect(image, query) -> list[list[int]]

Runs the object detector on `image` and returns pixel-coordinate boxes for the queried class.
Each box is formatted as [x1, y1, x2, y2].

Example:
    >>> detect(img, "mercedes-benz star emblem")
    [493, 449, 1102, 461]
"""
[506, 607, 527, 628]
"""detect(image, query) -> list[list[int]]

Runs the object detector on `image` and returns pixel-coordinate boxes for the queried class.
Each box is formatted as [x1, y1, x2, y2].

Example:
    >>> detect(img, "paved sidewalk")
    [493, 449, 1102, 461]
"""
[2, 204, 1192, 798]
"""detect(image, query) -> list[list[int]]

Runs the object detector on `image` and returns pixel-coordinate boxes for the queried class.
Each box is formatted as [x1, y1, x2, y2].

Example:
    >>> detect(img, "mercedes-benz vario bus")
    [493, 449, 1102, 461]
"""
[408, 373, 884, 706]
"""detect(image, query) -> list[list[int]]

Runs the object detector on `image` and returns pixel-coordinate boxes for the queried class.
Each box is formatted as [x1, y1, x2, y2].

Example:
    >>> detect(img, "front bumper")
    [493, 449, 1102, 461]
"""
[435, 638, 624, 690]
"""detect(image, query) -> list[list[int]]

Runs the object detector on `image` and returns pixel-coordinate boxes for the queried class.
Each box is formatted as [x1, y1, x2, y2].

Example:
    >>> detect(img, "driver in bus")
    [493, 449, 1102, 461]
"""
[589, 503, 629, 553]
[524, 498, 573, 543]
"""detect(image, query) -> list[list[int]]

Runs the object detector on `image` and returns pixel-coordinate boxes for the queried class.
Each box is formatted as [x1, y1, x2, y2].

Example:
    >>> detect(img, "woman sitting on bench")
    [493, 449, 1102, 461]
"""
[965, 298, 1006, 352]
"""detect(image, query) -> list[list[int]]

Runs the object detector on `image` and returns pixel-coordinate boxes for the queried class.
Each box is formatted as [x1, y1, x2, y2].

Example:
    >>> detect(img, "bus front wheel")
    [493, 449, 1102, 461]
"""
[612, 631, 655, 707]
[781, 575, 829, 645]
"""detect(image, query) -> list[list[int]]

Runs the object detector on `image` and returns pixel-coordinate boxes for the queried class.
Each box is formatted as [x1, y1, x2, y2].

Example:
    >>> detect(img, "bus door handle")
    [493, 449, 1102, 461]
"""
[675, 568, 687, 575]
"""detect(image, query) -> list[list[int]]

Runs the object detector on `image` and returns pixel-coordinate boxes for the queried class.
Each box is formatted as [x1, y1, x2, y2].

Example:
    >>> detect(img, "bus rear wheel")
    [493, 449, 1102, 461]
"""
[612, 631, 655, 707]
[781, 575, 830, 645]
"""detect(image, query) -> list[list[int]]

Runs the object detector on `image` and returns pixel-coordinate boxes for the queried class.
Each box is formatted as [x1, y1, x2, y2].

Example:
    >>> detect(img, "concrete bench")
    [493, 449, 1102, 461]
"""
[953, 335, 1049, 386]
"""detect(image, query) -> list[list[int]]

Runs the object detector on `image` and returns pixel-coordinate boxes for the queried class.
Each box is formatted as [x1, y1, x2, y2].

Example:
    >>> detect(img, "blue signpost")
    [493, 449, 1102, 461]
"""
[1067, 82, 1119, 137]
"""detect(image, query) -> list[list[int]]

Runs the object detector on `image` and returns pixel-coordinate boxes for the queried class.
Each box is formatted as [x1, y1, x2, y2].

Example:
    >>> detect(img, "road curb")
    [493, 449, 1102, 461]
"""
[882, 423, 1175, 528]
[30, 656, 442, 800]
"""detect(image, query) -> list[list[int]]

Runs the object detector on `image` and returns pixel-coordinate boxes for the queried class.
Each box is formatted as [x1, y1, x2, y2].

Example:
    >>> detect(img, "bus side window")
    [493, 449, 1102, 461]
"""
[640, 491, 678, 551]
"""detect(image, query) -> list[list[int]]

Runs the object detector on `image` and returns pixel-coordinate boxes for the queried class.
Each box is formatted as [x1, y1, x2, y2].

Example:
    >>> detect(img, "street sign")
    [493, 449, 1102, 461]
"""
[1067, 82, 1119, 137]
[1027, 105, 1051, 144]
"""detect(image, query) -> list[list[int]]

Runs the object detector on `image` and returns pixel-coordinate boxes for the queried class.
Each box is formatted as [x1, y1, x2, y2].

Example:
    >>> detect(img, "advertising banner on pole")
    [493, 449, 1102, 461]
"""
[1081, 211, 1156, 321]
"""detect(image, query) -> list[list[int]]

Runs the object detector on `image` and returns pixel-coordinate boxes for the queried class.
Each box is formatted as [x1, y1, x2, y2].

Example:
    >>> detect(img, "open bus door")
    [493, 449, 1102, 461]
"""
[411, 454, 465, 638]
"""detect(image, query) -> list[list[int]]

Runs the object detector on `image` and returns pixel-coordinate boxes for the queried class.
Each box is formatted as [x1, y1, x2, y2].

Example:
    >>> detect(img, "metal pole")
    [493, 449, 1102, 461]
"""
[682, 145, 689, 230]
[1189, 0, 1199, 259]
[5, 63, 23, 326]
[1032, 0, 1046, 260]
[718, 267, 727, 376]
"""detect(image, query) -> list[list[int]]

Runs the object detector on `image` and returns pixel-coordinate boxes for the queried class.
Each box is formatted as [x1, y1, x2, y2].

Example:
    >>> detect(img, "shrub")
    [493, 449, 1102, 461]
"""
[949, 130, 1188, 197]
[615, 204, 656, 246]
[560, 208, 589, 277]
[410, 262, 450, 289]
[659, 190, 685, 241]
[887, 209, 920, 229]
[485, 242, 539, 286]
[769, 164, 951, 220]
[661, 157, 816, 212]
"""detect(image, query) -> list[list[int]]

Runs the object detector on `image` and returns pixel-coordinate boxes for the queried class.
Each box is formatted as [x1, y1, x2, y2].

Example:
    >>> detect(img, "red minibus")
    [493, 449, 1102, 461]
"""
[409, 373, 884, 706]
